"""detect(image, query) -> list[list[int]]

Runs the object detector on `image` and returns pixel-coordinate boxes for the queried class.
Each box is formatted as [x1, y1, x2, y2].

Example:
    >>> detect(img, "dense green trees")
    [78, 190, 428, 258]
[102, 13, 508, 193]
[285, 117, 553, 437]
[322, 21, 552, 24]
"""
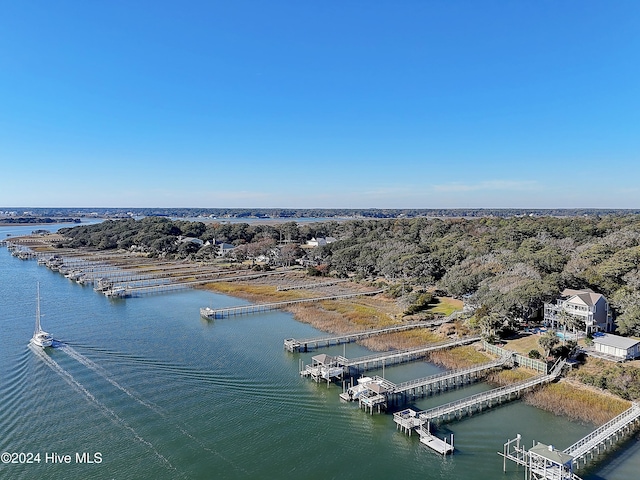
[58, 214, 640, 335]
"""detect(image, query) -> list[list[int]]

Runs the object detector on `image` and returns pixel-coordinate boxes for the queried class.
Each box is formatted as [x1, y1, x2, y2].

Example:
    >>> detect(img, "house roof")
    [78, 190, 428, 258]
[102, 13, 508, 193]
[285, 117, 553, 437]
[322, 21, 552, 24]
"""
[367, 383, 388, 394]
[562, 288, 605, 307]
[593, 333, 640, 350]
[529, 443, 574, 466]
[312, 353, 335, 365]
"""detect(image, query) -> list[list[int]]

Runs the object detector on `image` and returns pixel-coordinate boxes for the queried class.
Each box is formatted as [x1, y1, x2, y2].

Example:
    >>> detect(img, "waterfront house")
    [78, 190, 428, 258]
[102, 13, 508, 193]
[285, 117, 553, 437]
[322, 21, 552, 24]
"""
[216, 242, 236, 257]
[543, 288, 613, 334]
[306, 237, 337, 247]
[592, 333, 640, 360]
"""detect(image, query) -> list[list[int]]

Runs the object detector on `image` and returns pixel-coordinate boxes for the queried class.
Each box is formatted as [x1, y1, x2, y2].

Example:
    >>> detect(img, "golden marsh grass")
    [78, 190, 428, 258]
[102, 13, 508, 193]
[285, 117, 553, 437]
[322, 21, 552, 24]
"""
[524, 380, 631, 425]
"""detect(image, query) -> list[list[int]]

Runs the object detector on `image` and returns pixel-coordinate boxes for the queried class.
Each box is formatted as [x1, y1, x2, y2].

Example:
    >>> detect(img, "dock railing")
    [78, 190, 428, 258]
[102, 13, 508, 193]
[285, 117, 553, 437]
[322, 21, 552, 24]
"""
[418, 361, 564, 423]
[564, 402, 640, 459]
[483, 340, 548, 374]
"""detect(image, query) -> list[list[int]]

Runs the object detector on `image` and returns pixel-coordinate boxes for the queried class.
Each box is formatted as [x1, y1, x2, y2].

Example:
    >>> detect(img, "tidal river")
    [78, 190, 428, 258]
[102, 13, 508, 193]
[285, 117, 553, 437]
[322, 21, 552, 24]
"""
[0, 223, 638, 479]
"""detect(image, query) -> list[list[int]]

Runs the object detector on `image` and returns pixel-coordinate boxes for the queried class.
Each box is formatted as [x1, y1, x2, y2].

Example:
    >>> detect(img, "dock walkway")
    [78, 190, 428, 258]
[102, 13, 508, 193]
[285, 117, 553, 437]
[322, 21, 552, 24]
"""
[395, 359, 565, 433]
[563, 402, 640, 469]
[376, 354, 510, 396]
[284, 317, 451, 352]
[338, 336, 482, 372]
[356, 354, 510, 414]
[201, 289, 386, 319]
[300, 337, 482, 385]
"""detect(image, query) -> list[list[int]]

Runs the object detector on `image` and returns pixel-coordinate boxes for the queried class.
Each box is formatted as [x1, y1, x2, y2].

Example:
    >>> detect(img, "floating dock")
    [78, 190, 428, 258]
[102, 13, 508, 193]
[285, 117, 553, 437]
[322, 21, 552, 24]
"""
[418, 423, 454, 455]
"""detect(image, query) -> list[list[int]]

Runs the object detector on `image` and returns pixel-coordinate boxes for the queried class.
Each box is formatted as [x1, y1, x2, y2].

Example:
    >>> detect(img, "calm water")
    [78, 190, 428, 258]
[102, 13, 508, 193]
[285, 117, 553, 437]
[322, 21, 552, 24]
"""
[1, 224, 639, 479]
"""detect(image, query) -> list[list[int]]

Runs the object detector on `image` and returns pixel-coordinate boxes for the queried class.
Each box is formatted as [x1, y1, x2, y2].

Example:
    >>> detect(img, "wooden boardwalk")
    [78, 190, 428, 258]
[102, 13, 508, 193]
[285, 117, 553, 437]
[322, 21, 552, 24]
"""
[284, 317, 452, 352]
[395, 359, 565, 434]
[356, 355, 511, 414]
[500, 403, 640, 478]
[563, 402, 640, 470]
[300, 337, 482, 386]
[201, 289, 386, 319]
[384, 354, 511, 396]
[337, 336, 482, 372]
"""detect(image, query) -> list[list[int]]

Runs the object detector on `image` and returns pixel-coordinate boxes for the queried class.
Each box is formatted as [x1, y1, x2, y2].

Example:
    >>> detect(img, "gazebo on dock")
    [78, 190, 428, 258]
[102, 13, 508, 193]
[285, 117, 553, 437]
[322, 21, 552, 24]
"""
[502, 436, 576, 480]
[307, 354, 343, 383]
[528, 443, 574, 480]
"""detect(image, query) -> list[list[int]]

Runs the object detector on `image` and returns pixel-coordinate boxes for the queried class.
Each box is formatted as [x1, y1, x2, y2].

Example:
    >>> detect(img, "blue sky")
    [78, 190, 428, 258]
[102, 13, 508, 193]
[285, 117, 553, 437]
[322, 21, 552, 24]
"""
[1, 1, 638, 209]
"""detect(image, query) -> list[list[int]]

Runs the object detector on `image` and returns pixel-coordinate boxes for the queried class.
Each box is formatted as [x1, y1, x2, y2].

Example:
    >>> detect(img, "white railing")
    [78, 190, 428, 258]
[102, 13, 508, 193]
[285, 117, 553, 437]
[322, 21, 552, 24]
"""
[483, 341, 548, 373]
[564, 403, 640, 457]
[419, 366, 559, 421]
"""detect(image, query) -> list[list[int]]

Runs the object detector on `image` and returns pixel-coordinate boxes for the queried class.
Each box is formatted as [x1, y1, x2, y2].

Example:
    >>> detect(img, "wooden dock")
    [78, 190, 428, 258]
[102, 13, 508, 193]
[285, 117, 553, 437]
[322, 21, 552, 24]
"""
[284, 317, 452, 352]
[500, 403, 640, 480]
[201, 289, 386, 319]
[395, 359, 566, 434]
[563, 401, 640, 470]
[355, 354, 512, 414]
[338, 336, 482, 374]
[421, 359, 565, 424]
[300, 337, 482, 388]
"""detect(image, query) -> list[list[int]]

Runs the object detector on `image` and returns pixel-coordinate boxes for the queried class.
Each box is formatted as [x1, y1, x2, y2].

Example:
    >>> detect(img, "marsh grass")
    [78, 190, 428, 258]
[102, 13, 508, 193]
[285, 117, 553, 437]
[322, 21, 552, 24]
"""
[427, 297, 463, 316]
[317, 300, 395, 327]
[486, 367, 538, 386]
[427, 345, 492, 369]
[360, 329, 444, 351]
[205, 282, 306, 302]
[524, 381, 631, 425]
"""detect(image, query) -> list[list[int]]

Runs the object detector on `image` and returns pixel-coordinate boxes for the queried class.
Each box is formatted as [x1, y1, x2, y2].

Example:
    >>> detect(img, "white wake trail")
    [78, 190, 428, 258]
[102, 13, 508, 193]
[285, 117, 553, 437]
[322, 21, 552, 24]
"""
[58, 344, 250, 475]
[30, 345, 176, 472]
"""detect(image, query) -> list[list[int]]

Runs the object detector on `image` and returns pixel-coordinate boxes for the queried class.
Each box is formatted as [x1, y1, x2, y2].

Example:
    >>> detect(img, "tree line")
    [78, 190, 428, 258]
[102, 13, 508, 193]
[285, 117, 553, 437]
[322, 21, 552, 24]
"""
[58, 214, 640, 336]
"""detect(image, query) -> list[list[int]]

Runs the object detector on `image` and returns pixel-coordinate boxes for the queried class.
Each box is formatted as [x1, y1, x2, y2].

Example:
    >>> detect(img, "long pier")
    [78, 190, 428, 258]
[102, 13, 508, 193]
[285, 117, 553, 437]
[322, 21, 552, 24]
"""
[395, 359, 565, 434]
[284, 317, 452, 353]
[500, 402, 640, 479]
[338, 336, 482, 373]
[563, 401, 640, 469]
[355, 354, 512, 414]
[201, 289, 386, 319]
[300, 336, 482, 385]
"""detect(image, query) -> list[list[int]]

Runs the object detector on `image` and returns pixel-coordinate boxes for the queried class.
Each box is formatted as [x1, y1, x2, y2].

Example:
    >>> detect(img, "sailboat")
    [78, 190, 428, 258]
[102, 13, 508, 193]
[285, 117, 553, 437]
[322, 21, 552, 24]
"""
[30, 283, 53, 348]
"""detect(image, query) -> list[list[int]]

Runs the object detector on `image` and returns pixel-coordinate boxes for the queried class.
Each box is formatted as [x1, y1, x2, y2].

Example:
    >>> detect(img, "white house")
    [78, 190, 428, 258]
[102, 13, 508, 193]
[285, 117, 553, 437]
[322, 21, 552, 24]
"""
[306, 237, 337, 247]
[543, 288, 613, 334]
[592, 333, 640, 360]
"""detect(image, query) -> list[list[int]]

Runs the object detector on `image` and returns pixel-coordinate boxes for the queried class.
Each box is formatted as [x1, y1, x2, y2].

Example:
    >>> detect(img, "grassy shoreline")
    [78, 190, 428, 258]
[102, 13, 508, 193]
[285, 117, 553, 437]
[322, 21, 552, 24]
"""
[202, 279, 631, 426]
[19, 237, 630, 429]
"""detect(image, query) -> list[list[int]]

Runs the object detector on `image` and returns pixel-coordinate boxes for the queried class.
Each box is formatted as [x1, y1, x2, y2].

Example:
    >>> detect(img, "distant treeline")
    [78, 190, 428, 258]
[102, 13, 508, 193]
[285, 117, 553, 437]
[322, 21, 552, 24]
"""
[5, 207, 640, 219]
[58, 214, 640, 336]
[0, 217, 81, 224]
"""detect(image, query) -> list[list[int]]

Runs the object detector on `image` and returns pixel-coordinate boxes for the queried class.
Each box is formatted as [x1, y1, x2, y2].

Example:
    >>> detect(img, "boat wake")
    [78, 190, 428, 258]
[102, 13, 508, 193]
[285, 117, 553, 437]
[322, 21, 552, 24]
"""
[57, 343, 250, 475]
[29, 344, 177, 473]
